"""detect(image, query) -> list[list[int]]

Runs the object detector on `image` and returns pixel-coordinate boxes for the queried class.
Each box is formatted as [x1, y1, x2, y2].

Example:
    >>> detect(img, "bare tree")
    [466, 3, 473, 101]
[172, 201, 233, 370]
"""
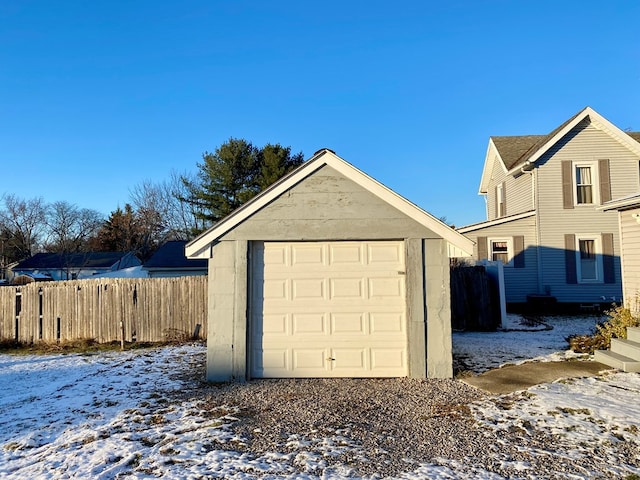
[0, 194, 47, 261]
[44, 201, 104, 253]
[167, 170, 210, 237]
[130, 170, 208, 242]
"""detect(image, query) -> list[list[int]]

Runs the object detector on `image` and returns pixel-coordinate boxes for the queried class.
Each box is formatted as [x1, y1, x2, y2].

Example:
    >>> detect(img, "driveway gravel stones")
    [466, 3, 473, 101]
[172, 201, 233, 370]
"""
[177, 376, 638, 479]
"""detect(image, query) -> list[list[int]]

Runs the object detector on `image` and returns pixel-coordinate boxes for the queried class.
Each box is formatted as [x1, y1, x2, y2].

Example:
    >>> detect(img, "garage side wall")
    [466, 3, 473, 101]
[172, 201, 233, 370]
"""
[405, 238, 427, 377]
[425, 238, 453, 378]
[206, 240, 248, 382]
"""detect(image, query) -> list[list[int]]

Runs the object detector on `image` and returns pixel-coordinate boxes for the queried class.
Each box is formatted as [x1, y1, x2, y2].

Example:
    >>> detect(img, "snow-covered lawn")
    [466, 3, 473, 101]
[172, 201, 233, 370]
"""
[1, 313, 639, 479]
[452, 313, 603, 373]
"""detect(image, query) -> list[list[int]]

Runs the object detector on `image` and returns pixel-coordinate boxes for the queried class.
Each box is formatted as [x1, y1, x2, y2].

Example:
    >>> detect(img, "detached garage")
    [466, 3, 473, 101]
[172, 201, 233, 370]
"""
[186, 149, 473, 381]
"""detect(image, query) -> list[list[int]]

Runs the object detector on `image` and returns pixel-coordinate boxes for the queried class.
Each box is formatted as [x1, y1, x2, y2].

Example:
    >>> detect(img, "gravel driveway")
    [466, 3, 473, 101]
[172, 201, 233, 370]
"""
[176, 374, 639, 479]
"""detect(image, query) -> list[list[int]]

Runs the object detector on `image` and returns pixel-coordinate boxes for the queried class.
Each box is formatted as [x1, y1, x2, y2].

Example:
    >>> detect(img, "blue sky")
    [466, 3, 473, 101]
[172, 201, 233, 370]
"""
[1, 1, 639, 228]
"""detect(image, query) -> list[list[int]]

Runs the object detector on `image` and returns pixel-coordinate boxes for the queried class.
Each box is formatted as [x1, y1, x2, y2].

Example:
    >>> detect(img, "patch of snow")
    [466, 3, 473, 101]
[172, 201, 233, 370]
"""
[1, 313, 639, 478]
[453, 314, 604, 373]
[91, 265, 148, 278]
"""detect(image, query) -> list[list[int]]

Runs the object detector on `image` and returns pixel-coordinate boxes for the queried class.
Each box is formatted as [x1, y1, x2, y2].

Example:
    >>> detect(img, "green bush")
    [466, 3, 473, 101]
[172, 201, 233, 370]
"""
[567, 304, 640, 354]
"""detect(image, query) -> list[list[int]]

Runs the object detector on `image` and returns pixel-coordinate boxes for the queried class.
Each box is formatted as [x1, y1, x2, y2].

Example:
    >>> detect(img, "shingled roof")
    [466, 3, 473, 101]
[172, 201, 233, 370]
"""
[492, 111, 640, 172]
[15, 252, 138, 270]
[144, 240, 207, 269]
[491, 135, 546, 170]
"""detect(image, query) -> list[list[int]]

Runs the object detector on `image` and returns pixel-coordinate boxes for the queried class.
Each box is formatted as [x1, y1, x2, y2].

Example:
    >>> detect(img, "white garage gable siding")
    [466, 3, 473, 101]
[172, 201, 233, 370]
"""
[251, 241, 407, 378]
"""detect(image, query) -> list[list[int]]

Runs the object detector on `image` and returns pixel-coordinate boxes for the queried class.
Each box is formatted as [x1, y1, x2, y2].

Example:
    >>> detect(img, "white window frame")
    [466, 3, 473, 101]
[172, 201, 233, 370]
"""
[488, 237, 513, 267]
[572, 161, 599, 206]
[575, 235, 603, 283]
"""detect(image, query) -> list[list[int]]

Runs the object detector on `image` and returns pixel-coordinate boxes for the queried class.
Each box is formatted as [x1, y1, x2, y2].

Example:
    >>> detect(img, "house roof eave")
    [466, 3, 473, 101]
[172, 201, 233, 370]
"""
[456, 210, 537, 234]
[478, 138, 506, 194]
[599, 193, 640, 212]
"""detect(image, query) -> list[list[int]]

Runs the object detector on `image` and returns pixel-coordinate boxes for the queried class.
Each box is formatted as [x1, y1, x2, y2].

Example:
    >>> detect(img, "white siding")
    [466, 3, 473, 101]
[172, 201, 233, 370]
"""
[484, 156, 535, 222]
[506, 171, 535, 217]
[461, 215, 538, 303]
[535, 120, 637, 303]
[619, 207, 640, 313]
[485, 155, 509, 221]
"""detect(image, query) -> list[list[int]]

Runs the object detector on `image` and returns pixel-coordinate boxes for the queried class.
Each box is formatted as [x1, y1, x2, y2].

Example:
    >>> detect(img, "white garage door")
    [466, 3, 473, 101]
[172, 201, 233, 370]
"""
[251, 241, 408, 378]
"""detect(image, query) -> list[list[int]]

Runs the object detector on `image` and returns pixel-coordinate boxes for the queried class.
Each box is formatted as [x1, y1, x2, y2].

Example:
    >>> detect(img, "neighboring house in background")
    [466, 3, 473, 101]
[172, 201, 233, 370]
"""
[12, 252, 141, 281]
[600, 194, 640, 314]
[91, 265, 149, 279]
[186, 148, 473, 382]
[458, 107, 640, 308]
[143, 240, 208, 278]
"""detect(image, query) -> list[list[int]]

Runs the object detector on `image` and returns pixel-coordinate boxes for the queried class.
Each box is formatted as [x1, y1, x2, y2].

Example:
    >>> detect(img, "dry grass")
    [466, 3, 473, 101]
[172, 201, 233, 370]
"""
[0, 337, 187, 355]
[567, 305, 640, 354]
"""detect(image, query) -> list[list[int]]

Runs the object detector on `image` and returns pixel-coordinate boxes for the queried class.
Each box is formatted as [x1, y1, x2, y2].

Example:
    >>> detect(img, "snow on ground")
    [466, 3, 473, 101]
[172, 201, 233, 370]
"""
[1, 313, 639, 479]
[452, 313, 604, 372]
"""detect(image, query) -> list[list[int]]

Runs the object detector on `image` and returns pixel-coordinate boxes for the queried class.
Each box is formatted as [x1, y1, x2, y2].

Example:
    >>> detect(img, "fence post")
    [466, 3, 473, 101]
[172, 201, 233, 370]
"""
[14, 290, 21, 342]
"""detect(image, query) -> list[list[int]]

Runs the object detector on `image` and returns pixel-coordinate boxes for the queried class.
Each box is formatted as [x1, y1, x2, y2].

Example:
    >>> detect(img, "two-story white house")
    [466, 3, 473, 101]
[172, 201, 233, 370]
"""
[458, 107, 640, 309]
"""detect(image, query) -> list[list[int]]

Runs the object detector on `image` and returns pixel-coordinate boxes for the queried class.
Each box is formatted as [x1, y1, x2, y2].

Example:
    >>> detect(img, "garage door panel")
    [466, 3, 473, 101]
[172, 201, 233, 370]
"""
[330, 312, 367, 335]
[332, 348, 366, 370]
[252, 241, 407, 378]
[257, 348, 289, 371]
[264, 244, 288, 266]
[264, 279, 288, 300]
[292, 278, 326, 300]
[371, 348, 406, 369]
[329, 244, 363, 265]
[370, 312, 405, 333]
[368, 277, 405, 299]
[292, 313, 327, 335]
[293, 349, 328, 369]
[330, 278, 364, 299]
[367, 242, 403, 265]
[292, 244, 325, 266]
[262, 314, 289, 334]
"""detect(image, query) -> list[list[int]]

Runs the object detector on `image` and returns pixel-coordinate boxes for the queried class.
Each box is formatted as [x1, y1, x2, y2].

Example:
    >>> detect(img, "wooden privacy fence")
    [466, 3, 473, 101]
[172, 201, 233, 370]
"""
[0, 277, 208, 344]
[450, 265, 500, 331]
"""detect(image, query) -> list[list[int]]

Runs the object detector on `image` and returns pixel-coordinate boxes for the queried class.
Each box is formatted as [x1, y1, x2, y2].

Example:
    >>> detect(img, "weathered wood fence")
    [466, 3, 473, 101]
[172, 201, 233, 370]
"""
[0, 277, 208, 344]
[450, 265, 500, 331]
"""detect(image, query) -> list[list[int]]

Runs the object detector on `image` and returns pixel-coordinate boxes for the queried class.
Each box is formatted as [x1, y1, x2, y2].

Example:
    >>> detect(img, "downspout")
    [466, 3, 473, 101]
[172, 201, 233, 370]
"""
[483, 194, 488, 220]
[533, 168, 543, 295]
[520, 161, 542, 295]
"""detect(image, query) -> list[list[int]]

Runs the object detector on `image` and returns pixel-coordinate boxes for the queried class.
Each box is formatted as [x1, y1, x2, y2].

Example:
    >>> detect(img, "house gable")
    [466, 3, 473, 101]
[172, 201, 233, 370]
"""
[478, 107, 640, 205]
[186, 149, 473, 259]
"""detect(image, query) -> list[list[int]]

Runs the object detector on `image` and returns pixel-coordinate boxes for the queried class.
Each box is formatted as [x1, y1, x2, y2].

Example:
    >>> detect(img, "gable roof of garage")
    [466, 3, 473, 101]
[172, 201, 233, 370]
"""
[185, 149, 474, 259]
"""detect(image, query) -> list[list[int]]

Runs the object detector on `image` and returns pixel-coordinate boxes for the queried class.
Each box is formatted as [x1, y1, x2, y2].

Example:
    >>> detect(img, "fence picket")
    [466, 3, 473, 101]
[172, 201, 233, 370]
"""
[0, 277, 208, 344]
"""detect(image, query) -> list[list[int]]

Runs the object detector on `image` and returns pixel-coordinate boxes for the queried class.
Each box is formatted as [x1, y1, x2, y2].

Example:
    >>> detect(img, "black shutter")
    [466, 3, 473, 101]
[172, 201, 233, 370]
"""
[599, 159, 611, 204]
[602, 233, 615, 284]
[562, 161, 574, 209]
[477, 236, 488, 260]
[565, 234, 577, 284]
[502, 182, 507, 217]
[513, 235, 525, 268]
